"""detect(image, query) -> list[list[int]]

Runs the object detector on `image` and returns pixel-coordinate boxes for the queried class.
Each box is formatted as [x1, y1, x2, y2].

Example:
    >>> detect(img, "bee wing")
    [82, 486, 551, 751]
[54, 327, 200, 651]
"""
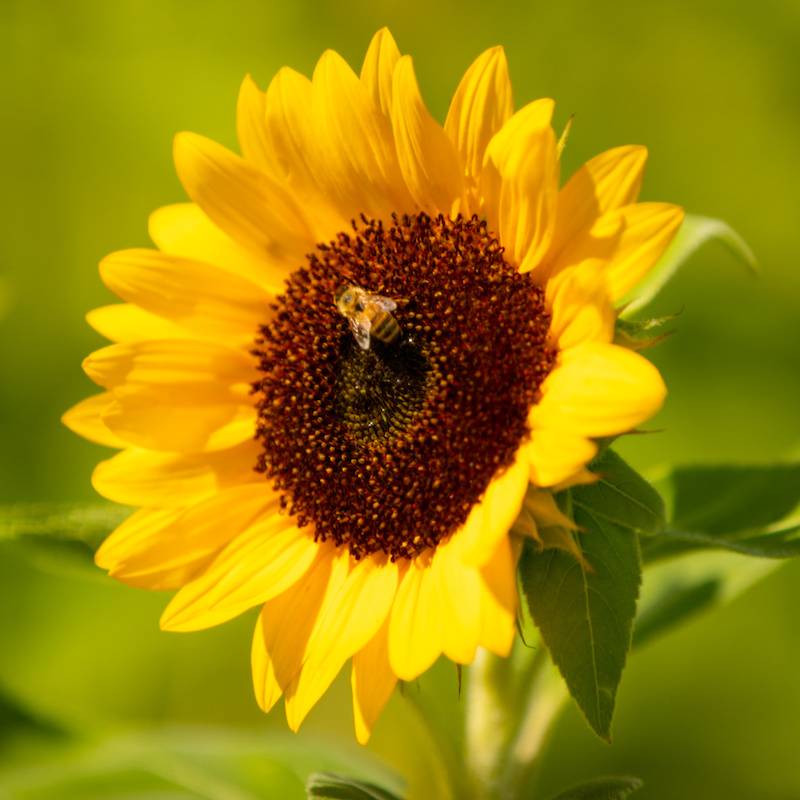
[371, 295, 397, 312]
[349, 316, 372, 350]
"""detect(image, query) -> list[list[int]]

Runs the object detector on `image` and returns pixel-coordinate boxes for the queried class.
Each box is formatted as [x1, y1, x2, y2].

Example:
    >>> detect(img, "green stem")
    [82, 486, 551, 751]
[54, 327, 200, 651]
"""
[464, 646, 567, 799]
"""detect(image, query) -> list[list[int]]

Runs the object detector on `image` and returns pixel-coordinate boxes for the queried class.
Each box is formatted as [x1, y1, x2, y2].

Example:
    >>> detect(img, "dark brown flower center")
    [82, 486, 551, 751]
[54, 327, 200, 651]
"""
[252, 213, 556, 560]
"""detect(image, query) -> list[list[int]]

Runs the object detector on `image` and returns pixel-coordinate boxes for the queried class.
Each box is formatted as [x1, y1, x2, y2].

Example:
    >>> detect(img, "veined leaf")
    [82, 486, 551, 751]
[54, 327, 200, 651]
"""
[621, 214, 757, 316]
[668, 464, 800, 536]
[641, 523, 800, 563]
[571, 449, 665, 535]
[642, 464, 800, 563]
[306, 772, 403, 800]
[520, 508, 641, 741]
[549, 775, 643, 800]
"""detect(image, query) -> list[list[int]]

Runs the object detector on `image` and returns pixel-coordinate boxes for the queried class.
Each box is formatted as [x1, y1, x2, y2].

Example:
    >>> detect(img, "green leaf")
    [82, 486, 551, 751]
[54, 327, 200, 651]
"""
[668, 464, 800, 535]
[642, 464, 800, 563]
[634, 550, 779, 648]
[0, 727, 401, 800]
[0, 502, 127, 547]
[642, 523, 800, 563]
[614, 312, 679, 350]
[549, 775, 643, 800]
[306, 772, 403, 800]
[520, 508, 642, 740]
[0, 502, 127, 579]
[621, 213, 757, 316]
[571, 449, 665, 535]
[633, 576, 721, 647]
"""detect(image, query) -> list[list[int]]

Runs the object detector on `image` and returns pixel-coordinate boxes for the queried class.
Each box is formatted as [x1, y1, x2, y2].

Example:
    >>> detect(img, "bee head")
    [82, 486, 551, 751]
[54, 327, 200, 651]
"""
[334, 284, 357, 313]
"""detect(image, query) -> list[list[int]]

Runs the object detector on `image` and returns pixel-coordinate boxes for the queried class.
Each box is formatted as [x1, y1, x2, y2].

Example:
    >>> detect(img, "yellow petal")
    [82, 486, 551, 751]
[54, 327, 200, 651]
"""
[253, 542, 350, 710]
[437, 541, 481, 664]
[459, 450, 530, 566]
[391, 55, 464, 215]
[285, 555, 398, 731]
[360, 27, 401, 117]
[603, 204, 685, 300]
[525, 429, 598, 488]
[550, 203, 684, 300]
[96, 484, 279, 589]
[92, 441, 260, 506]
[173, 132, 313, 266]
[148, 203, 284, 292]
[388, 554, 443, 680]
[482, 99, 558, 272]
[312, 50, 412, 220]
[62, 392, 126, 448]
[82, 339, 256, 452]
[160, 514, 317, 632]
[260, 68, 347, 241]
[87, 304, 191, 343]
[530, 342, 666, 437]
[444, 46, 513, 210]
[351, 619, 397, 745]
[553, 468, 600, 493]
[523, 489, 577, 530]
[480, 98, 554, 213]
[548, 145, 648, 261]
[236, 74, 271, 172]
[102, 389, 255, 454]
[100, 249, 273, 347]
[478, 535, 517, 656]
[252, 605, 284, 714]
[82, 339, 256, 390]
[251, 546, 344, 714]
[546, 258, 615, 350]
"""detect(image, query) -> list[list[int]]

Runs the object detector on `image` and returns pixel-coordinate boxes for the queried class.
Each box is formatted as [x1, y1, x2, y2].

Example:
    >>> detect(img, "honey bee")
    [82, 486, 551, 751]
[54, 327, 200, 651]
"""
[334, 284, 400, 350]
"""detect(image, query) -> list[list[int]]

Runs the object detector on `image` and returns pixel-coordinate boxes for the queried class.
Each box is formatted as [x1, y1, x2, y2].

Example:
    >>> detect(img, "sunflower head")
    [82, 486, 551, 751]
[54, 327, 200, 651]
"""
[64, 27, 682, 744]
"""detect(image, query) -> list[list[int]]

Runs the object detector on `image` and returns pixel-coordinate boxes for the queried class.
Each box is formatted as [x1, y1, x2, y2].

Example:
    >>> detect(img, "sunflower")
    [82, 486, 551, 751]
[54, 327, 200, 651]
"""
[64, 28, 682, 744]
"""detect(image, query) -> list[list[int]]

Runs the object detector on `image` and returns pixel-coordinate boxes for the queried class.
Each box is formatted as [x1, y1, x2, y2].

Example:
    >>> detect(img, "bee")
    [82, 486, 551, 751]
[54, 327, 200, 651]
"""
[334, 284, 401, 350]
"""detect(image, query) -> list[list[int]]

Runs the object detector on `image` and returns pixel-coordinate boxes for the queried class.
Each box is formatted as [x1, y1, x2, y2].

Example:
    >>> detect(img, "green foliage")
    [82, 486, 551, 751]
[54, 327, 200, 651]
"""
[0, 502, 127, 579]
[633, 576, 721, 648]
[571, 450, 665, 535]
[632, 463, 800, 646]
[642, 464, 800, 562]
[549, 776, 643, 799]
[520, 507, 641, 741]
[621, 214, 757, 316]
[0, 727, 406, 800]
[306, 772, 403, 800]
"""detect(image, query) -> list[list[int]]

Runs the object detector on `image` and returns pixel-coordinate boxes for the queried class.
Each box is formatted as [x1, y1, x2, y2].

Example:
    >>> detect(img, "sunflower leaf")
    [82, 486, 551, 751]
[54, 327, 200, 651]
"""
[571, 449, 665, 535]
[306, 772, 403, 800]
[641, 463, 800, 563]
[621, 214, 757, 317]
[548, 775, 643, 800]
[667, 464, 800, 535]
[633, 575, 722, 647]
[520, 508, 641, 741]
[549, 775, 643, 800]
[0, 502, 127, 547]
[0, 502, 127, 578]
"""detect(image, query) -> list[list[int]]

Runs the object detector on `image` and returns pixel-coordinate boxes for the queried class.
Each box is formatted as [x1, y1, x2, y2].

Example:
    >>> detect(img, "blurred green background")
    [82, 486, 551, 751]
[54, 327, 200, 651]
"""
[1, 1, 799, 798]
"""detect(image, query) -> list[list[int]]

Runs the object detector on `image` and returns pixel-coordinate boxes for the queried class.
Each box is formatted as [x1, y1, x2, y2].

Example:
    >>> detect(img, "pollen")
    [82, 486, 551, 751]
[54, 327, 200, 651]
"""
[252, 213, 556, 560]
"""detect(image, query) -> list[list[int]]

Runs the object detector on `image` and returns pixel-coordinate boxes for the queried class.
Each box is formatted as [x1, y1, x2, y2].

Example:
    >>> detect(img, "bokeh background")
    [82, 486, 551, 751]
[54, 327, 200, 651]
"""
[1, 1, 799, 798]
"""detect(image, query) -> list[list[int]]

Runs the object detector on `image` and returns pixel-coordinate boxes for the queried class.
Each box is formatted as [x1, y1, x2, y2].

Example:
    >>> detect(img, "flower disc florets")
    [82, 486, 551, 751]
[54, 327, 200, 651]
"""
[253, 213, 556, 559]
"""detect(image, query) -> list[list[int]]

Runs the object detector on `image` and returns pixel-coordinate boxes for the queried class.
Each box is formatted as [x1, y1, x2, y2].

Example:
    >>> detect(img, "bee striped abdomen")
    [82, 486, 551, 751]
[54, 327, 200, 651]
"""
[371, 311, 401, 344]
